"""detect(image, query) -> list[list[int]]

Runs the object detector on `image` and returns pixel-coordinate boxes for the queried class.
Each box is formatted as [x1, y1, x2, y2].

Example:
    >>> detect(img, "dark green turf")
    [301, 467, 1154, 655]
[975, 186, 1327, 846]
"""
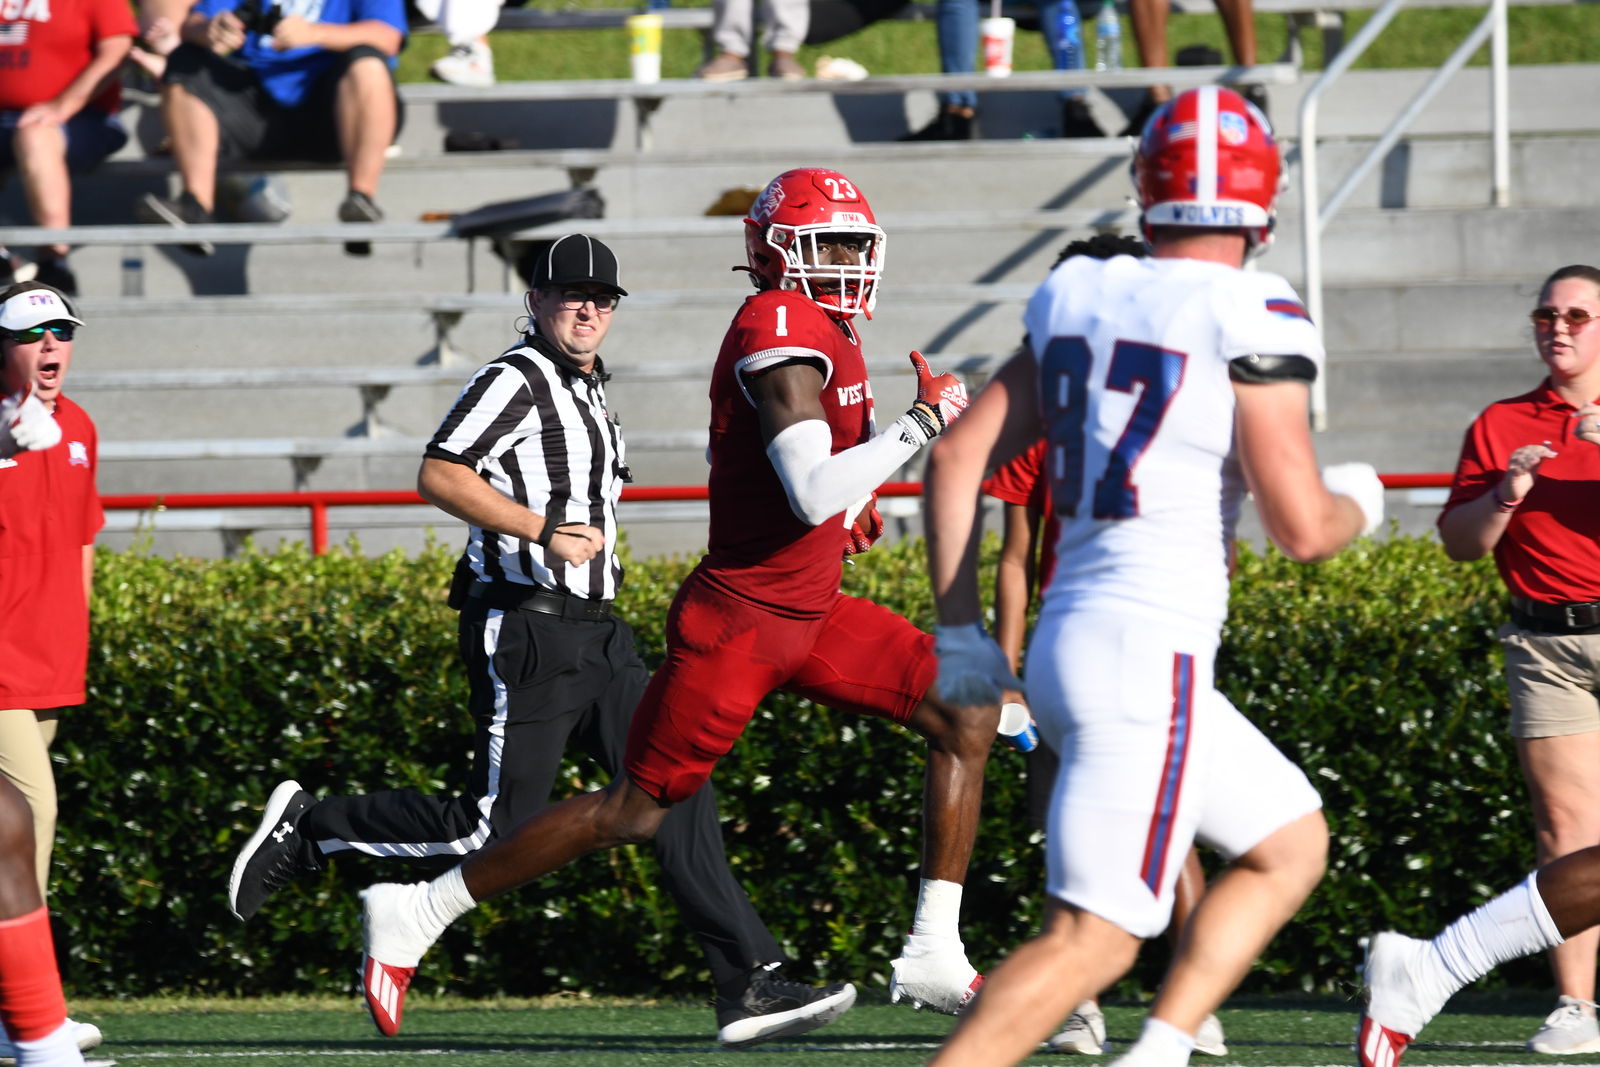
[69, 991, 1600, 1066]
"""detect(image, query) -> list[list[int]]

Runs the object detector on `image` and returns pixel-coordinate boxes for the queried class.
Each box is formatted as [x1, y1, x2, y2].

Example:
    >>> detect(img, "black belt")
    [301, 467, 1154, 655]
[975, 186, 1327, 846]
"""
[1511, 596, 1600, 635]
[468, 583, 613, 622]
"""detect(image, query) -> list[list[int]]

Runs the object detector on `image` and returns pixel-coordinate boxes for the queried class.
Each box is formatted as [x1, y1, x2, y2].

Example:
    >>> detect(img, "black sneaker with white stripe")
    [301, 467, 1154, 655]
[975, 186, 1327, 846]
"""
[228, 779, 317, 921]
[715, 964, 857, 1049]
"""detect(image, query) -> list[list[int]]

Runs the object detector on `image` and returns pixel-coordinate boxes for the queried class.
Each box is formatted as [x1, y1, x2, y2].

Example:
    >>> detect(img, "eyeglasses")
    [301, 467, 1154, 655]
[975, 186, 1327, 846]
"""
[5, 323, 75, 344]
[1530, 307, 1596, 333]
[550, 289, 619, 313]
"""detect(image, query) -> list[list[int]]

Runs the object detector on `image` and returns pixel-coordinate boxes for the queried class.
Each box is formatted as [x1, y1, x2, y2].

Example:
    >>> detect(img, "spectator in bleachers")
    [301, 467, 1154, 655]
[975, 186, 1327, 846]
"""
[413, 0, 498, 86]
[136, 0, 405, 255]
[695, 0, 807, 80]
[1120, 1, 1265, 134]
[899, 0, 1103, 141]
[0, 0, 137, 295]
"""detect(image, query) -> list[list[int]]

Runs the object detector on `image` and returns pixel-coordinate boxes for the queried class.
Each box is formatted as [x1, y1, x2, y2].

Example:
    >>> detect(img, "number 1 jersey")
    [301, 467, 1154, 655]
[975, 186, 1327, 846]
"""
[1023, 254, 1323, 632]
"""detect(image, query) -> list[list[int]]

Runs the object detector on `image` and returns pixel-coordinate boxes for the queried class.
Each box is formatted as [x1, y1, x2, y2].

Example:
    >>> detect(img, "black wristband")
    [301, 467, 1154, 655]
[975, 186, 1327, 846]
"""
[1492, 485, 1523, 513]
[534, 516, 557, 547]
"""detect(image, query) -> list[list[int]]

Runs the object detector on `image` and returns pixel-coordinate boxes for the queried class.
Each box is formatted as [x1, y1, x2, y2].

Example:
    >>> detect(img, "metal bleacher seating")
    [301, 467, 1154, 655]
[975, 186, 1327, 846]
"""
[5, 0, 1596, 556]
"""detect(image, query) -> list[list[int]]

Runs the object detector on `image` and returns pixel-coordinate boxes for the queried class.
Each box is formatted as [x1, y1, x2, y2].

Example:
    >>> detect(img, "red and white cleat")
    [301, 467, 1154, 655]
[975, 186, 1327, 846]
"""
[361, 953, 415, 1037]
[1358, 1013, 1414, 1067]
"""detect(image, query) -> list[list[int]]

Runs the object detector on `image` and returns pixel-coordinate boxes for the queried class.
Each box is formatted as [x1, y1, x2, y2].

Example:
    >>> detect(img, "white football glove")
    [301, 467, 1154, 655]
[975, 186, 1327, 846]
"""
[933, 623, 1022, 708]
[1322, 462, 1384, 536]
[0, 387, 61, 459]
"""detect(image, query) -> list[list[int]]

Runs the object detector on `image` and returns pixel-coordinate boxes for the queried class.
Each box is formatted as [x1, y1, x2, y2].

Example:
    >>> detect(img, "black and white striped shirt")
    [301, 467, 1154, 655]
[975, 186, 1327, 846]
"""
[425, 332, 628, 601]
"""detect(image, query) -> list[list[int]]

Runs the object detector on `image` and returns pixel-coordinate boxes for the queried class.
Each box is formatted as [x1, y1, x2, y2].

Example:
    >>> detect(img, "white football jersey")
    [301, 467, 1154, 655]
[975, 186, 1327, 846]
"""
[1023, 253, 1323, 632]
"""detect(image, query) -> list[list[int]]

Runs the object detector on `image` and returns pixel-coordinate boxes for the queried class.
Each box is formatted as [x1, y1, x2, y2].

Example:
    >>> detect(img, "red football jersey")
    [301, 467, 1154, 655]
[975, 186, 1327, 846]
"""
[699, 290, 874, 617]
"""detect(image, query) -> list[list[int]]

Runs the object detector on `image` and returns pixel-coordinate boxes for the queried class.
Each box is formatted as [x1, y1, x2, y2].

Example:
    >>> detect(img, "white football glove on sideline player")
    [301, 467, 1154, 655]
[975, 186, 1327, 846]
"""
[1322, 462, 1384, 536]
[933, 623, 1022, 707]
[0, 386, 61, 459]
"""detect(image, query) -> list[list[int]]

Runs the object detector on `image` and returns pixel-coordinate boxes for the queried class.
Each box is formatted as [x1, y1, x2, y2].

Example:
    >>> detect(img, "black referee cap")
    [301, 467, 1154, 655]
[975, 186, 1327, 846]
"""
[532, 234, 628, 296]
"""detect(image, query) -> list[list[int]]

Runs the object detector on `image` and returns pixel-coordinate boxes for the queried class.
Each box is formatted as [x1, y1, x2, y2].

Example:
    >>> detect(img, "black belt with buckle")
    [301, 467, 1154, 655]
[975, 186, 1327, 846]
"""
[468, 582, 613, 622]
[1511, 596, 1600, 634]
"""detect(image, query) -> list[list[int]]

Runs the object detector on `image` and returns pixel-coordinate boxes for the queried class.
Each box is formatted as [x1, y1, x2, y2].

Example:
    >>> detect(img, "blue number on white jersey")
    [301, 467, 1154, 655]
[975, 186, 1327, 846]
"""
[1042, 336, 1186, 520]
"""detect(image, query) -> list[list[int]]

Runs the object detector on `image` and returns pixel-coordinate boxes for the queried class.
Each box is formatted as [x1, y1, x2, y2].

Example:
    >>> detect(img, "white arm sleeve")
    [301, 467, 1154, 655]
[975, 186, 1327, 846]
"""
[766, 418, 924, 526]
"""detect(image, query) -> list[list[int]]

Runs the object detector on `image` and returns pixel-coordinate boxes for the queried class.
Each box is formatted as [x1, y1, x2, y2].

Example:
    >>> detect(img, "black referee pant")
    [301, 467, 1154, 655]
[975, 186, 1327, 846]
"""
[301, 602, 784, 995]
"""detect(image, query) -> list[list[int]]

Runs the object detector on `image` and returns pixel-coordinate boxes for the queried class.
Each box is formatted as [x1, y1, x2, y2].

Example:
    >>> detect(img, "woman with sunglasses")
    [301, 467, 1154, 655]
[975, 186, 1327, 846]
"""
[1436, 263, 1600, 1055]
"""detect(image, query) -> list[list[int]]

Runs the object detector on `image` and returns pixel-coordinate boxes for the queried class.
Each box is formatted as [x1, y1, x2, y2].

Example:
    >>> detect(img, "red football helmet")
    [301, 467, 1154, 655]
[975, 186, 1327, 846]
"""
[743, 168, 887, 317]
[1132, 86, 1283, 254]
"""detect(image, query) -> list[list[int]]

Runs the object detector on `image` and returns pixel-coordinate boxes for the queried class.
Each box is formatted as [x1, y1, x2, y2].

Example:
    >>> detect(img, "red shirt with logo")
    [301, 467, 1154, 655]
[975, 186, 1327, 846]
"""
[0, 0, 137, 113]
[0, 395, 103, 708]
[982, 438, 1060, 591]
[1440, 380, 1600, 603]
[700, 290, 873, 617]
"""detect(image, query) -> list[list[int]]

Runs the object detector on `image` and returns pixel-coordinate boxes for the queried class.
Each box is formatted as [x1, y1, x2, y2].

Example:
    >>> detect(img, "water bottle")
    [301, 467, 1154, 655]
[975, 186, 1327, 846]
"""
[1095, 0, 1121, 72]
[1052, 1, 1083, 73]
[120, 246, 144, 298]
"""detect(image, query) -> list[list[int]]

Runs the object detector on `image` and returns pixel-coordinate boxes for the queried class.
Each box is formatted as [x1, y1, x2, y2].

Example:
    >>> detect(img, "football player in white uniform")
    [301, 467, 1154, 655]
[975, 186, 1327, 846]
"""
[921, 86, 1386, 1067]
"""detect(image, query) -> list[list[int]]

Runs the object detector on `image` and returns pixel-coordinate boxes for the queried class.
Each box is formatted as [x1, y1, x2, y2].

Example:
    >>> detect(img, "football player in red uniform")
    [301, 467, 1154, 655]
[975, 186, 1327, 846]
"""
[353, 168, 1003, 1032]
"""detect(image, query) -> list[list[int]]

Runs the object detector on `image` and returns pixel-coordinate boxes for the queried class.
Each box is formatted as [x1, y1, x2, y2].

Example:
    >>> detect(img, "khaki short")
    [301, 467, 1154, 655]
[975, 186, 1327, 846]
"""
[1499, 622, 1600, 738]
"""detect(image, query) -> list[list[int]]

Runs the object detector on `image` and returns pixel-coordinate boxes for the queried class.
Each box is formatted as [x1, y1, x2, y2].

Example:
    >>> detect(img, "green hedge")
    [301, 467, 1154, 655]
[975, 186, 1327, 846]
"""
[57, 533, 1536, 1001]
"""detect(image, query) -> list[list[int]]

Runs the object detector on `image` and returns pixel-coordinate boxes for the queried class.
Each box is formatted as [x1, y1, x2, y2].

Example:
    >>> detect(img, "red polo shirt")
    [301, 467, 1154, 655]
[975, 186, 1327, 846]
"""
[0, 396, 103, 709]
[1440, 380, 1600, 603]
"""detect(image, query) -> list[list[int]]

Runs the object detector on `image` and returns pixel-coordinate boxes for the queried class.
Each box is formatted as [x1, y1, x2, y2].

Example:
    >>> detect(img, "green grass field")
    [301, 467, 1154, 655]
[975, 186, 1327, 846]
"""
[395, 4, 1600, 83]
[63, 991, 1600, 1065]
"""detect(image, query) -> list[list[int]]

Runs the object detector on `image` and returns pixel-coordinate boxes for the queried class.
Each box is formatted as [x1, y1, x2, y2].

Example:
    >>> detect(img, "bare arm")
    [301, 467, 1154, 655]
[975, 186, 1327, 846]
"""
[1233, 379, 1364, 562]
[19, 35, 132, 125]
[1438, 442, 1556, 561]
[417, 456, 601, 566]
[270, 15, 403, 55]
[82, 544, 94, 607]
[992, 500, 1040, 673]
[927, 349, 1040, 626]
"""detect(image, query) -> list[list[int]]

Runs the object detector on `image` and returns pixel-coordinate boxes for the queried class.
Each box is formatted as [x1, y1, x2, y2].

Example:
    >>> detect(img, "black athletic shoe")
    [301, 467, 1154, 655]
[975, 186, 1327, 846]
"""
[338, 189, 383, 257]
[138, 191, 215, 256]
[899, 110, 978, 141]
[1117, 91, 1163, 137]
[715, 964, 858, 1049]
[227, 779, 317, 921]
[1060, 97, 1106, 138]
[1240, 82, 1270, 122]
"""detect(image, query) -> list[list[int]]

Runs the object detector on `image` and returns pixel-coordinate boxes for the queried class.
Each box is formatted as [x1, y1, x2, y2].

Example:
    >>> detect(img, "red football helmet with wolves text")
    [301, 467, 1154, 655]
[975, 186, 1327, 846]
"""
[743, 168, 887, 317]
[1132, 86, 1283, 254]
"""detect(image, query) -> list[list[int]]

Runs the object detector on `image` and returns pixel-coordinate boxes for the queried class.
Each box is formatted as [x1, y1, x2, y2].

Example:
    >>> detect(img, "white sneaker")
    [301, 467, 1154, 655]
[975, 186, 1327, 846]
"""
[0, 1018, 103, 1064]
[1528, 996, 1600, 1054]
[1194, 1013, 1227, 1056]
[1048, 999, 1106, 1053]
[430, 40, 494, 88]
[889, 935, 983, 1015]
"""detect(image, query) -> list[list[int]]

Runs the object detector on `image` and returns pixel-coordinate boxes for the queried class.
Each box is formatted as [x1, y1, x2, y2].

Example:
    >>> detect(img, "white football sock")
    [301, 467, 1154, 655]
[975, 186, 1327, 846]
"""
[909, 878, 964, 941]
[425, 865, 478, 930]
[1430, 871, 1563, 993]
[1118, 1015, 1196, 1067]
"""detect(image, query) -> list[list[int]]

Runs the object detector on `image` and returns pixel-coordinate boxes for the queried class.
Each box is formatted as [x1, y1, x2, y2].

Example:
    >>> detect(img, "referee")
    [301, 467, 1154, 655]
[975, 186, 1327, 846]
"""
[228, 234, 853, 1047]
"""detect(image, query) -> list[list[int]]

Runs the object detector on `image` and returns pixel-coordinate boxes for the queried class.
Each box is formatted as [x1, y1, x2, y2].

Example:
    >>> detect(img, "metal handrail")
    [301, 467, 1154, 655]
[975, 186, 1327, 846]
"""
[1298, 0, 1509, 429]
[101, 475, 1447, 554]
